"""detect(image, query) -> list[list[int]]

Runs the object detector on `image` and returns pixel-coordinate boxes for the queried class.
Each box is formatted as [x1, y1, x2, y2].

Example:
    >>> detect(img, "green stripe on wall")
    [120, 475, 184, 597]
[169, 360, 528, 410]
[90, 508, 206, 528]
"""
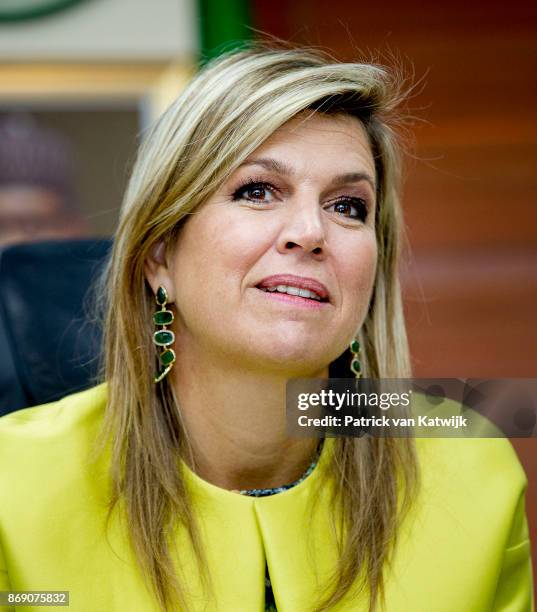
[198, 0, 252, 62]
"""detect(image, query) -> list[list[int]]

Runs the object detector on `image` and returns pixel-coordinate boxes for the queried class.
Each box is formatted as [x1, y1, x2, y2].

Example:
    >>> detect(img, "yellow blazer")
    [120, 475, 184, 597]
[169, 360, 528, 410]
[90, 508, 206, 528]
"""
[0, 384, 533, 611]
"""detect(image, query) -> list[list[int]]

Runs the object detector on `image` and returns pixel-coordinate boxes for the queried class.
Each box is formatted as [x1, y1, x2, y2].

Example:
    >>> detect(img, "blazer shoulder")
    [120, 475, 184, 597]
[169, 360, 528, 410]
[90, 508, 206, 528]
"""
[0, 383, 108, 455]
[414, 435, 529, 553]
[416, 434, 527, 489]
[0, 384, 110, 545]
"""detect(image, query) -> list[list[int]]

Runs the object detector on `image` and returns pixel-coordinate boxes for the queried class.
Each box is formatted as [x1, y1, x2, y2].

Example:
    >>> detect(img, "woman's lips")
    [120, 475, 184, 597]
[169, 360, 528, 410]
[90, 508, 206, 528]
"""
[255, 274, 330, 301]
[254, 287, 329, 309]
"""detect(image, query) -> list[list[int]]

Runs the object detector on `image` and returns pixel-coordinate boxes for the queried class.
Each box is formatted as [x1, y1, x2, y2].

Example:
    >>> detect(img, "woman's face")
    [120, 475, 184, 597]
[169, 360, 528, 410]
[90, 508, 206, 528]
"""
[149, 111, 378, 376]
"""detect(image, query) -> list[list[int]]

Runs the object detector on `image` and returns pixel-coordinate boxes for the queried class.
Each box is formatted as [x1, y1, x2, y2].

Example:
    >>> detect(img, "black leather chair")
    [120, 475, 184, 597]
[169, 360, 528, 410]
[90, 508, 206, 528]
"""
[0, 239, 111, 416]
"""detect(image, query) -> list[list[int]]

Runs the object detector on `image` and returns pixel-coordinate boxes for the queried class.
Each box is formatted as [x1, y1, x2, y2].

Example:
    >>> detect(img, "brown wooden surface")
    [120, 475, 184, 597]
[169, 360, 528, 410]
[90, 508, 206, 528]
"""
[254, 0, 537, 586]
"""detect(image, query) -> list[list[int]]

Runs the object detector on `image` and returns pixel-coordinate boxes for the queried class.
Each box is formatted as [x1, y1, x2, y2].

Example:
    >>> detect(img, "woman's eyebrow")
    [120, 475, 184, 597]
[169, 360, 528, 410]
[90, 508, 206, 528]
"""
[329, 172, 376, 192]
[239, 157, 376, 192]
[239, 157, 294, 176]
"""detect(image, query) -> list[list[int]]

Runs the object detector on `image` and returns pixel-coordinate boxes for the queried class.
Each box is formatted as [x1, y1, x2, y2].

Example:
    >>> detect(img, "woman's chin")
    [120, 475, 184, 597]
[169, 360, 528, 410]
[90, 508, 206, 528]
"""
[238, 344, 329, 377]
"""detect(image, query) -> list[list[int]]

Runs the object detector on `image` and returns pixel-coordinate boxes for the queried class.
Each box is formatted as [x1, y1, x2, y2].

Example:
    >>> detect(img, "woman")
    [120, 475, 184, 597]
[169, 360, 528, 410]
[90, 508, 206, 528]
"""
[0, 45, 533, 612]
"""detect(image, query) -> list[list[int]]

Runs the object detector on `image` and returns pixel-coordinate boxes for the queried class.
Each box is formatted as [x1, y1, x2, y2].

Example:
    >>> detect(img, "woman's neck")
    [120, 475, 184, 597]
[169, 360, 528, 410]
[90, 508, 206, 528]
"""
[171, 344, 325, 491]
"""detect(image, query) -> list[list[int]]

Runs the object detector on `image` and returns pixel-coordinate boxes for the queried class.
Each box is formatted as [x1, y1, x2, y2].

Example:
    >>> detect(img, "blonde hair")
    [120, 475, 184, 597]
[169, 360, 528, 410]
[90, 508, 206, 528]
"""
[98, 42, 419, 611]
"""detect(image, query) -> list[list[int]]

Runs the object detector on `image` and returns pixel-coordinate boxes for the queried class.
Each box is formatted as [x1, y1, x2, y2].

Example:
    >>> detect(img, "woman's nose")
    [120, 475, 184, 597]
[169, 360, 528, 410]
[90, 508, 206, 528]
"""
[276, 199, 327, 257]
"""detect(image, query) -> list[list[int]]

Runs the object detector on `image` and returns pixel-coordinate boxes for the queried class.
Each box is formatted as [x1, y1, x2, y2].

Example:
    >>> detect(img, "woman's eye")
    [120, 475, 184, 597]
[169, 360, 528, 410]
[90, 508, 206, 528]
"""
[232, 181, 276, 204]
[326, 198, 368, 222]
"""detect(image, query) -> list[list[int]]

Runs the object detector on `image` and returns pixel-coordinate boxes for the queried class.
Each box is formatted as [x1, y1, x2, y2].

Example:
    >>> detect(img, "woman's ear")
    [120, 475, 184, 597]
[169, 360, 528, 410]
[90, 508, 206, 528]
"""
[144, 240, 175, 301]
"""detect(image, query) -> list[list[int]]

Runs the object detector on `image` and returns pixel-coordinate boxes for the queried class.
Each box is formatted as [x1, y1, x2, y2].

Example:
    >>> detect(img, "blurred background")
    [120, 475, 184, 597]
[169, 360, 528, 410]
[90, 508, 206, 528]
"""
[0, 0, 535, 584]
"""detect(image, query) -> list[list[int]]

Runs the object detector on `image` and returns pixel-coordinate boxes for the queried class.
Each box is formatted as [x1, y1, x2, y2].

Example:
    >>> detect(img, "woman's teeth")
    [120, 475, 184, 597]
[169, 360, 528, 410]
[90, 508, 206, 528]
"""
[259, 284, 322, 301]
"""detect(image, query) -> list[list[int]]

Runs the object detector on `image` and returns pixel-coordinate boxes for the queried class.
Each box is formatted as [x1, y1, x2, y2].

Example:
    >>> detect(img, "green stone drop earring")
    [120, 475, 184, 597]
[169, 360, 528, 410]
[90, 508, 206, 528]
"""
[153, 285, 176, 383]
[349, 338, 362, 379]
